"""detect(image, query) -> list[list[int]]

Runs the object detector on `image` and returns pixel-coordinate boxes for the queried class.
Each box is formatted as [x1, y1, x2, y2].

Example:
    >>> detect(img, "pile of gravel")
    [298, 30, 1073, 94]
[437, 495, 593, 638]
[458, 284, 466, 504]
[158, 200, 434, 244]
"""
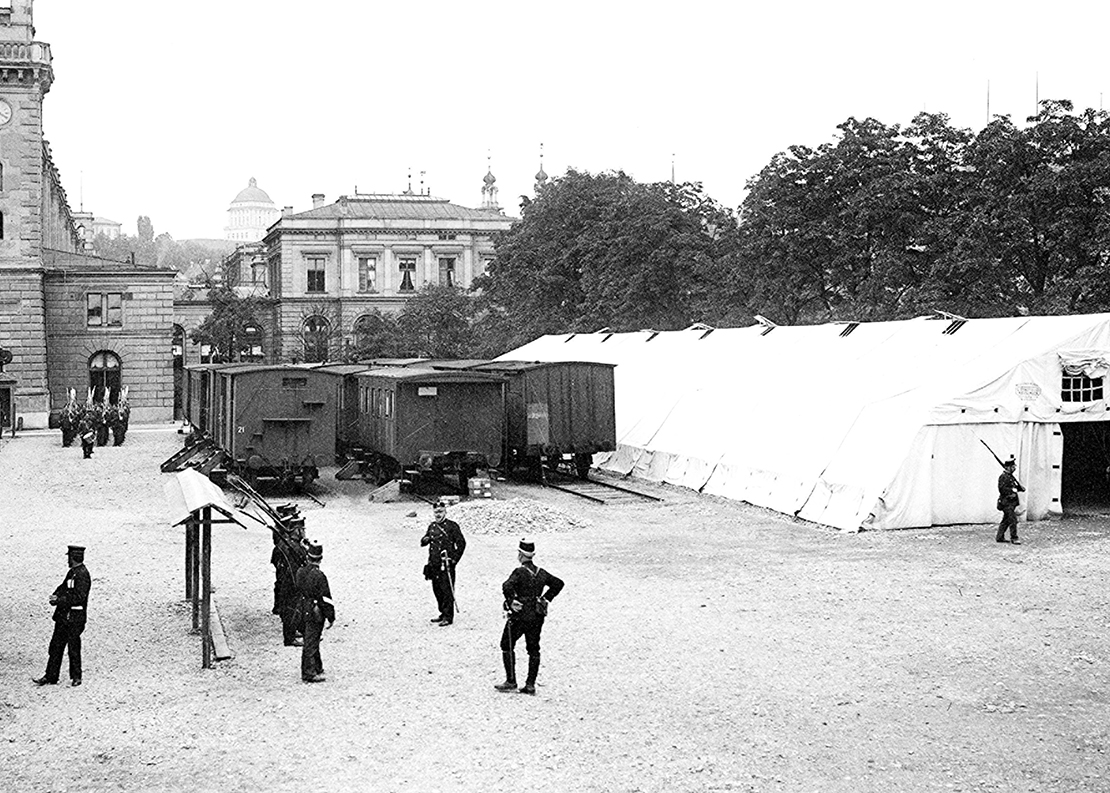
[441, 497, 592, 535]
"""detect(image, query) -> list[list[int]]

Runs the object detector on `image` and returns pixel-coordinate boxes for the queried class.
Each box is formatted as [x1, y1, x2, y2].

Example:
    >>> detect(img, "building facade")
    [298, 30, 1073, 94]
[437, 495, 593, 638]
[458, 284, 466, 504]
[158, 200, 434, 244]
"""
[0, 0, 175, 428]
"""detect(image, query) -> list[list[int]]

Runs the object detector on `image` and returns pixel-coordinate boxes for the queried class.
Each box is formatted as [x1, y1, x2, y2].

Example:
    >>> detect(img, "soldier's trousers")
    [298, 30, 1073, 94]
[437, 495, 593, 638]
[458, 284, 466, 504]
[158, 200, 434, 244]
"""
[997, 505, 1019, 541]
[301, 618, 324, 680]
[431, 568, 455, 622]
[44, 619, 84, 682]
[501, 617, 544, 655]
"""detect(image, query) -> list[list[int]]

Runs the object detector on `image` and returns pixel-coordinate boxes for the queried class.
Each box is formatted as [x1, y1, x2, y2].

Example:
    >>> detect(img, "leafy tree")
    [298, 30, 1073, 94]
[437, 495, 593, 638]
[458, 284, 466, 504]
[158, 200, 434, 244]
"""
[137, 215, 154, 244]
[190, 288, 274, 363]
[476, 170, 738, 349]
[396, 284, 476, 357]
[348, 310, 402, 361]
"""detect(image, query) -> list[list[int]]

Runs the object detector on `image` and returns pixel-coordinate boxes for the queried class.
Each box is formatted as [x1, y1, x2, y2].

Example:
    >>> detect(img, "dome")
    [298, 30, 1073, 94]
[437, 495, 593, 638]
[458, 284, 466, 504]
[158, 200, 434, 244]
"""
[535, 166, 548, 182]
[232, 177, 274, 205]
[484, 169, 497, 186]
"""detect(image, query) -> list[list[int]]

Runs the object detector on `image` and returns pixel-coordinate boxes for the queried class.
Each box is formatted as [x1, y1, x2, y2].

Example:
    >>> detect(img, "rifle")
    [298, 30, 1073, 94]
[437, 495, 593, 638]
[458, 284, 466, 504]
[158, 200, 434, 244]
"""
[980, 439, 1023, 489]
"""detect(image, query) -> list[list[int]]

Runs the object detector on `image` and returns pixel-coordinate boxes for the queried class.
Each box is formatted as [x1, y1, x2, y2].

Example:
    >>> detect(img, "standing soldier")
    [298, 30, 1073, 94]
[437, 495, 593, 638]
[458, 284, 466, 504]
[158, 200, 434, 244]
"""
[33, 545, 91, 688]
[420, 500, 465, 626]
[996, 455, 1025, 544]
[271, 532, 303, 647]
[79, 414, 96, 459]
[495, 538, 565, 695]
[294, 541, 334, 683]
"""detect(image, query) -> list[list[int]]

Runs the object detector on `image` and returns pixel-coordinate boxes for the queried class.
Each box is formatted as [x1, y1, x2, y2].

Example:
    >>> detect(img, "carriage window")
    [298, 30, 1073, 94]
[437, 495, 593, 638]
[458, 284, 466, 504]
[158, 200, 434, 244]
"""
[385, 390, 393, 418]
[282, 377, 308, 389]
[1062, 374, 1104, 403]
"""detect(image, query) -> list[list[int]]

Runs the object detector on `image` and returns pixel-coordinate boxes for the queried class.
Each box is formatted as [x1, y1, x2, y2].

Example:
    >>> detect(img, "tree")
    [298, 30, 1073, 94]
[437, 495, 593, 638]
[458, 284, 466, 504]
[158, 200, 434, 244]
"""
[348, 310, 402, 361]
[476, 169, 739, 350]
[396, 284, 476, 357]
[189, 288, 274, 363]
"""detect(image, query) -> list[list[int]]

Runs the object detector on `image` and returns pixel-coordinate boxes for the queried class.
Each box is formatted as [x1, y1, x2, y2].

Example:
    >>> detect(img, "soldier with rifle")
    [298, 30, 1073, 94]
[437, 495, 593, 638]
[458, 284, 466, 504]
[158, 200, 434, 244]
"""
[996, 455, 1025, 544]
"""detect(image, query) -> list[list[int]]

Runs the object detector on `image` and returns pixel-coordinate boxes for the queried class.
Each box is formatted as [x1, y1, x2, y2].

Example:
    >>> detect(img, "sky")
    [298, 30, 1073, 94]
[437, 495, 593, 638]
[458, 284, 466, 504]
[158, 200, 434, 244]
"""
[32, 0, 1110, 240]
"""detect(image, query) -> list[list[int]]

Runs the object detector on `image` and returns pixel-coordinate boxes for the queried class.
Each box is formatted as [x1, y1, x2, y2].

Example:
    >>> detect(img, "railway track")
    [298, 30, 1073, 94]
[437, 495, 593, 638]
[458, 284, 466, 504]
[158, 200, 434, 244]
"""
[540, 471, 663, 504]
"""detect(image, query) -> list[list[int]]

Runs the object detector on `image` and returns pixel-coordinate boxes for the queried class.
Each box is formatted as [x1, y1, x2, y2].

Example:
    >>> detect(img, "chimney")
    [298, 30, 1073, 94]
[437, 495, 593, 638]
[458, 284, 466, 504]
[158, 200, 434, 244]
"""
[312, 193, 325, 209]
[282, 206, 294, 218]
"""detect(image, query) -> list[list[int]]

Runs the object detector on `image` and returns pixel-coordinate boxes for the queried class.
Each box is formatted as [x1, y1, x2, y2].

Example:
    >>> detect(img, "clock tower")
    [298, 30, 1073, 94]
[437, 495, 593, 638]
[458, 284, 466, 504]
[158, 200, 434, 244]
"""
[0, 0, 54, 426]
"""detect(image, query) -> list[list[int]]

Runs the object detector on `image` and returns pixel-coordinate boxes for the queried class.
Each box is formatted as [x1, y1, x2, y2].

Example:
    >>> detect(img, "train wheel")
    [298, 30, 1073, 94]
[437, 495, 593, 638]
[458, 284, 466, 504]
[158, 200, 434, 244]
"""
[574, 453, 592, 480]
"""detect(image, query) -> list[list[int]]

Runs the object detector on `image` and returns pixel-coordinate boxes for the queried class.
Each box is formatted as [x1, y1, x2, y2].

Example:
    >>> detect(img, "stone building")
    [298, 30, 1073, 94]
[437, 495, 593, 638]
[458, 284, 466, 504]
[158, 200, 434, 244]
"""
[0, 0, 175, 428]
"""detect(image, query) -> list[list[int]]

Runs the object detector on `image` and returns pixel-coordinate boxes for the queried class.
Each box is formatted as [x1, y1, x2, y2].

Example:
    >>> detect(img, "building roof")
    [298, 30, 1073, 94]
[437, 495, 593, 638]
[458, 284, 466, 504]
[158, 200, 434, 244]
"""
[291, 194, 510, 222]
[232, 177, 274, 206]
[42, 248, 175, 274]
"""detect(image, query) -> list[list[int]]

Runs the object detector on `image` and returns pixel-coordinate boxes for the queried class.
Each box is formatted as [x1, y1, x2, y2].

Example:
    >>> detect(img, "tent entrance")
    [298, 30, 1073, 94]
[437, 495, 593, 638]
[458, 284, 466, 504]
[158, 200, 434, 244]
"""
[1060, 421, 1110, 513]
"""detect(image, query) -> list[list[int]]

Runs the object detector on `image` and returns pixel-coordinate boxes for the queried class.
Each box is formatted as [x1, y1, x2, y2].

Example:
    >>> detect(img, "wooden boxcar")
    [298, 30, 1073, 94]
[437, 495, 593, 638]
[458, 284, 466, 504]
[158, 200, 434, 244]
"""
[314, 362, 373, 456]
[183, 363, 227, 436]
[470, 360, 617, 478]
[350, 366, 505, 487]
[207, 364, 338, 487]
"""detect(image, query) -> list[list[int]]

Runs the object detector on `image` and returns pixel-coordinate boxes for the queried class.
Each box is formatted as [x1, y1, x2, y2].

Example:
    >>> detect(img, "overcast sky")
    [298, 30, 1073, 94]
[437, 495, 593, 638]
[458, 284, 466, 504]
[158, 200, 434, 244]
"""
[33, 1, 1110, 240]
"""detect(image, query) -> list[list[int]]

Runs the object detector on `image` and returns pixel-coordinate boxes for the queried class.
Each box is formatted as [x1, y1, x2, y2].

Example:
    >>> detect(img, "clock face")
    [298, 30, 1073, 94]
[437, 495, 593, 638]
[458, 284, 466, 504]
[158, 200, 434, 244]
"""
[0, 100, 11, 126]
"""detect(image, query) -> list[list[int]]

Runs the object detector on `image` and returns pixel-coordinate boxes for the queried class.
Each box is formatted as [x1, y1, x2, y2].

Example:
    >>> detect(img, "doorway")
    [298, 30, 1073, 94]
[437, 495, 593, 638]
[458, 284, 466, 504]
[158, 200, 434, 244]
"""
[1060, 421, 1110, 512]
[89, 351, 122, 404]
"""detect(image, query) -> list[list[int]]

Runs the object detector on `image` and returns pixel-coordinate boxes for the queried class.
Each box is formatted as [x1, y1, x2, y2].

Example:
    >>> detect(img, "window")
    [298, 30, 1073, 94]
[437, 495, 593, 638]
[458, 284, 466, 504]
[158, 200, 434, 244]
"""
[282, 377, 309, 389]
[438, 257, 456, 287]
[1062, 374, 1103, 403]
[250, 261, 267, 285]
[385, 390, 393, 418]
[87, 292, 123, 327]
[358, 257, 377, 292]
[303, 315, 330, 363]
[398, 256, 417, 292]
[306, 257, 326, 293]
[0, 210, 4, 239]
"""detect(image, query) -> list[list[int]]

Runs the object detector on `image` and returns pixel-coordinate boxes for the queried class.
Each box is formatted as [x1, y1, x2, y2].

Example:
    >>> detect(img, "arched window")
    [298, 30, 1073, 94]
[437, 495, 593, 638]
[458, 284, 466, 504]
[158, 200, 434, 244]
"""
[241, 318, 264, 362]
[303, 315, 330, 363]
[89, 351, 122, 404]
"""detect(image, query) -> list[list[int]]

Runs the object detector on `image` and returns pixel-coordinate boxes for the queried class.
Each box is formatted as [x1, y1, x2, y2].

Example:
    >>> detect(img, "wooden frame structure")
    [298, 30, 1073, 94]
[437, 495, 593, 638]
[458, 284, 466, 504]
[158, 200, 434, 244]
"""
[164, 468, 271, 668]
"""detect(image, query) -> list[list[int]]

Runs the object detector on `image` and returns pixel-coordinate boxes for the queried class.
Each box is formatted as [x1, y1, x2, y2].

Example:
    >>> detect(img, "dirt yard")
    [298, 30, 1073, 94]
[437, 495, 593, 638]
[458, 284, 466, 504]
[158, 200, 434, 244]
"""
[1, 426, 1108, 793]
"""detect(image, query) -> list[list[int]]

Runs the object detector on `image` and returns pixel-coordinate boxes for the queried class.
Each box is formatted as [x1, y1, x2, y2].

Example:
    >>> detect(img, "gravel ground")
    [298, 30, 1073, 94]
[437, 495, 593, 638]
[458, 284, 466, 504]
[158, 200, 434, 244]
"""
[1, 426, 1109, 793]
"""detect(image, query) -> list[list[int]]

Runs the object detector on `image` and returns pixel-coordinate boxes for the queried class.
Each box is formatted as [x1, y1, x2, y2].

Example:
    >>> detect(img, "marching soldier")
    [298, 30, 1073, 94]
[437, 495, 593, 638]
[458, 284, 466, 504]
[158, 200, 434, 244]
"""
[33, 545, 91, 688]
[996, 455, 1025, 544]
[495, 538, 564, 695]
[295, 541, 334, 683]
[420, 500, 465, 626]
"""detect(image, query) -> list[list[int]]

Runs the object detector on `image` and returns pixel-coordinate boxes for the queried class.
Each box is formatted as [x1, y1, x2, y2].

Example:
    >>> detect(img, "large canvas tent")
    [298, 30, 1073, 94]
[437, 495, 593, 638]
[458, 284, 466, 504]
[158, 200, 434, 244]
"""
[499, 314, 1110, 531]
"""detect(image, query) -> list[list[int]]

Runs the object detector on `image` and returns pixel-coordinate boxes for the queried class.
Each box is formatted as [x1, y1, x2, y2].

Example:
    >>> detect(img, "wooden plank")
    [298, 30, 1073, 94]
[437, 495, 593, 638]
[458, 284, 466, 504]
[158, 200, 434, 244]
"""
[209, 596, 233, 661]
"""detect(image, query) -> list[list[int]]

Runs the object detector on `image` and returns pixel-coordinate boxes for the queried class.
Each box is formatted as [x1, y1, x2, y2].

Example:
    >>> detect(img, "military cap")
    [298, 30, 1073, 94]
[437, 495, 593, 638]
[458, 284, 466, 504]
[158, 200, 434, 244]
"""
[305, 541, 323, 561]
[518, 538, 535, 558]
[67, 545, 86, 562]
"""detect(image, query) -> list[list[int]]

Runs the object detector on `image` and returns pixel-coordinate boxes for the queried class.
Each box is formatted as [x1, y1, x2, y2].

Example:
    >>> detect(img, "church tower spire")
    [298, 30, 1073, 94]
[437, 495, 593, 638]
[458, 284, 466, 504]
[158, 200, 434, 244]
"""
[480, 151, 500, 212]
[534, 142, 548, 191]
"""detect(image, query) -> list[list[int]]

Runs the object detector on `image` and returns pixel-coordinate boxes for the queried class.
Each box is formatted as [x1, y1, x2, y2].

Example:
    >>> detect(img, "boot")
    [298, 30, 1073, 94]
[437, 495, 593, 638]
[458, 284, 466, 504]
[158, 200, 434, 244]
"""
[519, 654, 540, 695]
[494, 651, 517, 691]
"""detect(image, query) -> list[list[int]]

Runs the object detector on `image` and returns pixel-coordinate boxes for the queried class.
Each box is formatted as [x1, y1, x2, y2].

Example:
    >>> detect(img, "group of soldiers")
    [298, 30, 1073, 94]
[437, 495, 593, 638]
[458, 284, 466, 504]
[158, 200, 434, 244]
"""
[59, 387, 131, 458]
[268, 499, 564, 693]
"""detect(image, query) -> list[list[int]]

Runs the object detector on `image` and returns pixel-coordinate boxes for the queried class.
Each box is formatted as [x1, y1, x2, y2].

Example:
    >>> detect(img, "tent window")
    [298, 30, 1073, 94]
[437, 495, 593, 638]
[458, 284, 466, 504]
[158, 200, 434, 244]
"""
[1062, 375, 1103, 403]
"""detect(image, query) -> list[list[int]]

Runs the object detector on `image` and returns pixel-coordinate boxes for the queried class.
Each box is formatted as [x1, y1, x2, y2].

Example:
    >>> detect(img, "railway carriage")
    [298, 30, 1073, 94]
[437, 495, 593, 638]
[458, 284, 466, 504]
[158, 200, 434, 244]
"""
[207, 364, 338, 487]
[347, 366, 505, 488]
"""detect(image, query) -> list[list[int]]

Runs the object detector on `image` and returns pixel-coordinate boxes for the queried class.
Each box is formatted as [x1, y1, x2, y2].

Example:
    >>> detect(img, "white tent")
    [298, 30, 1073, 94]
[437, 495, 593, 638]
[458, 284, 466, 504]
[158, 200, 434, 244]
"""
[499, 314, 1110, 531]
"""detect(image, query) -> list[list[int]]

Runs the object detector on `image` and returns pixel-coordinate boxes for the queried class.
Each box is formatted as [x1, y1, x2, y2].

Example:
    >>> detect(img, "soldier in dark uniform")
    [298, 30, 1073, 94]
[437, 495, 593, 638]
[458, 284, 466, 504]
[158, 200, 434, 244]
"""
[420, 501, 465, 626]
[996, 456, 1025, 544]
[495, 538, 565, 695]
[295, 541, 334, 683]
[33, 545, 91, 687]
[271, 531, 303, 647]
[79, 415, 96, 459]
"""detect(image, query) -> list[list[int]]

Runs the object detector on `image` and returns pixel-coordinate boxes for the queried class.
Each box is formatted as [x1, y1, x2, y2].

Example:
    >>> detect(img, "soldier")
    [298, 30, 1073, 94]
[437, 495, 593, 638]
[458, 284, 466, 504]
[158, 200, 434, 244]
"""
[271, 532, 303, 647]
[295, 541, 334, 683]
[420, 500, 466, 626]
[495, 538, 565, 695]
[33, 545, 91, 688]
[996, 455, 1025, 544]
[79, 415, 96, 459]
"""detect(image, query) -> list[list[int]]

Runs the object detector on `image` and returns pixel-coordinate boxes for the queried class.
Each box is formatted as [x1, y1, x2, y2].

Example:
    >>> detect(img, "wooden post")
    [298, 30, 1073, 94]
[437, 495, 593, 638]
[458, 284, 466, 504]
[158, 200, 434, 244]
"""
[190, 515, 200, 633]
[185, 515, 195, 600]
[201, 505, 212, 669]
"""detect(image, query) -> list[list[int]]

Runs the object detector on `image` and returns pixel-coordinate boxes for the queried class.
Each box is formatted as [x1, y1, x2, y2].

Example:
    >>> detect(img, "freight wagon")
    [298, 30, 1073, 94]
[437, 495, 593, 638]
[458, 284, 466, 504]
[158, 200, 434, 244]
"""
[341, 365, 505, 490]
[207, 364, 338, 488]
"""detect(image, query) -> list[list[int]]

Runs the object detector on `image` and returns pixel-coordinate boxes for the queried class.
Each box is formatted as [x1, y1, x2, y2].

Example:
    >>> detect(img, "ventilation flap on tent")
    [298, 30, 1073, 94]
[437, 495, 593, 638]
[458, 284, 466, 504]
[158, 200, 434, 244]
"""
[1058, 350, 1110, 379]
